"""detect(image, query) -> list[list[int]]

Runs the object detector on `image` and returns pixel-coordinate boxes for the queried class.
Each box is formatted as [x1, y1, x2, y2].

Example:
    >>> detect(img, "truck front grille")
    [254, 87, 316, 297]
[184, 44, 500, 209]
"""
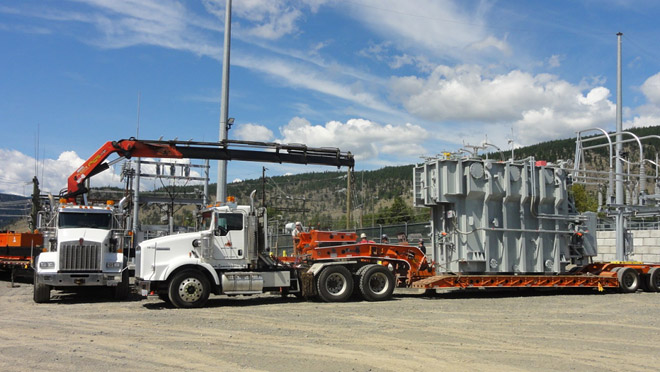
[59, 242, 102, 272]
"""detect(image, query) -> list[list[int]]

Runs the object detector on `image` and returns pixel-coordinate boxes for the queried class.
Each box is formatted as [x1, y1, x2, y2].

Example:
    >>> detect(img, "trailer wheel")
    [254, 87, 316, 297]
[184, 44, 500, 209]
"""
[617, 267, 640, 293]
[647, 267, 660, 292]
[317, 265, 353, 302]
[168, 270, 210, 308]
[33, 272, 51, 304]
[359, 264, 395, 301]
[113, 269, 130, 300]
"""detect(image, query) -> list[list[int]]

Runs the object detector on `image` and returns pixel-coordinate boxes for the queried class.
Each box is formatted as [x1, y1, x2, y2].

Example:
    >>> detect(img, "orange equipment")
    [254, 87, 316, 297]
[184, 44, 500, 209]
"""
[290, 230, 434, 286]
[64, 138, 354, 202]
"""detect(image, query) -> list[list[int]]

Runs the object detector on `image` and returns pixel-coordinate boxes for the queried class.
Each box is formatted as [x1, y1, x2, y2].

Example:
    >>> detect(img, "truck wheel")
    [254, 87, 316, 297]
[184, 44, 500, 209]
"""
[359, 264, 395, 301]
[617, 267, 640, 293]
[168, 270, 210, 308]
[113, 270, 130, 300]
[33, 272, 51, 303]
[647, 267, 660, 292]
[316, 265, 353, 302]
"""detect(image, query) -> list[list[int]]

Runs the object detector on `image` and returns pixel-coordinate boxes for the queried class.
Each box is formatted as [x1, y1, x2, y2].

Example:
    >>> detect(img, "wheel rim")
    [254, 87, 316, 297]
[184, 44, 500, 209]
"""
[653, 273, 660, 288]
[368, 272, 389, 295]
[178, 277, 204, 303]
[326, 273, 348, 296]
[622, 271, 637, 289]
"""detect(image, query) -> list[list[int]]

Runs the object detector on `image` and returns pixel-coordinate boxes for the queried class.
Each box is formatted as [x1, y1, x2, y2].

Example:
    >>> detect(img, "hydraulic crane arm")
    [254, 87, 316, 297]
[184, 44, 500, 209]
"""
[63, 138, 354, 202]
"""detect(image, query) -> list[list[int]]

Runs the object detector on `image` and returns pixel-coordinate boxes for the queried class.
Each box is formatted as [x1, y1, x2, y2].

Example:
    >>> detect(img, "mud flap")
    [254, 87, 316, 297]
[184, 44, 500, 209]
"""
[301, 270, 317, 298]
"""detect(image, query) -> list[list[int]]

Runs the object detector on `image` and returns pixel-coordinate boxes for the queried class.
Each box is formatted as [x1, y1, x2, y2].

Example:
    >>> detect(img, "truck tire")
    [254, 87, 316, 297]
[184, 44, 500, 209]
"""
[359, 264, 395, 301]
[113, 270, 130, 300]
[647, 267, 660, 292]
[168, 270, 210, 308]
[33, 272, 51, 303]
[316, 265, 353, 302]
[617, 267, 640, 293]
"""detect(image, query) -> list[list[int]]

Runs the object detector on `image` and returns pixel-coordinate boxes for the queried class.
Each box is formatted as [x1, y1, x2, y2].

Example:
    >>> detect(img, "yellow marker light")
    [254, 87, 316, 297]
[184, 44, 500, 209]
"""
[106, 200, 115, 206]
[226, 196, 236, 203]
[59, 198, 67, 204]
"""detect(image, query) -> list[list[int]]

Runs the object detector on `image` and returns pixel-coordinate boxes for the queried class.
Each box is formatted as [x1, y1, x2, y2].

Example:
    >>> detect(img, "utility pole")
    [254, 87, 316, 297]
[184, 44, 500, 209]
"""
[346, 167, 352, 229]
[216, 0, 232, 203]
[615, 32, 625, 261]
[133, 92, 141, 245]
[262, 166, 267, 208]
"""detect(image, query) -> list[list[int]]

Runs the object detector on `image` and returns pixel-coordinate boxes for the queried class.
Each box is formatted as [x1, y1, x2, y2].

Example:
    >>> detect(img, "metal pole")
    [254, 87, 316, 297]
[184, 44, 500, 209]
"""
[216, 0, 232, 203]
[615, 32, 625, 261]
[132, 92, 141, 246]
[346, 167, 352, 230]
[262, 166, 266, 208]
[203, 159, 209, 205]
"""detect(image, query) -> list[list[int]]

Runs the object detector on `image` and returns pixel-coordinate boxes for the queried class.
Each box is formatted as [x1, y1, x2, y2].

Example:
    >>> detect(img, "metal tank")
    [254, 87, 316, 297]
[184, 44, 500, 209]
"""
[414, 157, 596, 274]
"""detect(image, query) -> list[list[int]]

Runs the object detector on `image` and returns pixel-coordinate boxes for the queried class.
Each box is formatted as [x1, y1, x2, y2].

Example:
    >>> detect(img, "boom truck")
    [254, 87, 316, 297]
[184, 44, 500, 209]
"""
[33, 196, 130, 302]
[34, 138, 355, 304]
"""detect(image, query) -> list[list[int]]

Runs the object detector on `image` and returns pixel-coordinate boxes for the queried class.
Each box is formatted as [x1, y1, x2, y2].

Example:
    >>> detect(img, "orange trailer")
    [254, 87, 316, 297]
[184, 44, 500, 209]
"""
[284, 230, 660, 296]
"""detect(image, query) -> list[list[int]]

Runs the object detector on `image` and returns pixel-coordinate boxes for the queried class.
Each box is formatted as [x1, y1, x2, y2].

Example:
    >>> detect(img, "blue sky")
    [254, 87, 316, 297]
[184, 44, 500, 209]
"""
[2, 0, 660, 196]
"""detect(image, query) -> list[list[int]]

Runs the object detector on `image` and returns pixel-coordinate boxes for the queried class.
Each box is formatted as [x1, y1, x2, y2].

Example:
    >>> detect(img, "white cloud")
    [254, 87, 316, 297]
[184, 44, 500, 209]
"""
[624, 115, 660, 129]
[624, 72, 660, 128]
[391, 64, 616, 145]
[345, 0, 510, 63]
[640, 72, 660, 106]
[548, 54, 562, 68]
[235, 54, 396, 115]
[467, 35, 511, 55]
[278, 117, 427, 161]
[233, 123, 274, 142]
[203, 0, 326, 40]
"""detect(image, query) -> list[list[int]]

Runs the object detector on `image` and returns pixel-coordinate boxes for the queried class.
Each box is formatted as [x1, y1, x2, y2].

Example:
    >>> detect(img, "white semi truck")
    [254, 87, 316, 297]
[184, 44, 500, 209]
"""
[33, 198, 130, 303]
[135, 192, 303, 308]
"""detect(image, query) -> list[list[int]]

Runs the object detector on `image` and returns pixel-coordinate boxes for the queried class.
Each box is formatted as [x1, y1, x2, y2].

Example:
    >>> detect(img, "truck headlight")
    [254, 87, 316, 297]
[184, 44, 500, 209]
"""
[106, 262, 122, 269]
[39, 261, 55, 268]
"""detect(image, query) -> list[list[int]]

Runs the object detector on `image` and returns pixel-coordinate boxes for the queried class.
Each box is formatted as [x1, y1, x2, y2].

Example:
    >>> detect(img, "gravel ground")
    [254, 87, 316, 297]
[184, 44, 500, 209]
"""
[0, 272, 659, 372]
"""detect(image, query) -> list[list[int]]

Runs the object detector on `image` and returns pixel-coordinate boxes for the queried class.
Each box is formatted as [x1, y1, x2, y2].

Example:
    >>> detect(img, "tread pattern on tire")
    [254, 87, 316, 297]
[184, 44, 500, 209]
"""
[113, 269, 130, 300]
[617, 267, 640, 293]
[168, 270, 210, 308]
[33, 272, 51, 303]
[647, 267, 660, 292]
[316, 265, 353, 302]
[359, 265, 395, 302]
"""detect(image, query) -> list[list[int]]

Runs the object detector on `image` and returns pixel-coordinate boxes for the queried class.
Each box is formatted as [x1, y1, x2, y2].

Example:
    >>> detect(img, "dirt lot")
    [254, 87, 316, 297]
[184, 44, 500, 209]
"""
[0, 273, 658, 372]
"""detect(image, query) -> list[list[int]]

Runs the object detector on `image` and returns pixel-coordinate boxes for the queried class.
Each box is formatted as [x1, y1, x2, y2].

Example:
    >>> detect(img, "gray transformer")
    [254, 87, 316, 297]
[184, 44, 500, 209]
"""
[414, 157, 597, 275]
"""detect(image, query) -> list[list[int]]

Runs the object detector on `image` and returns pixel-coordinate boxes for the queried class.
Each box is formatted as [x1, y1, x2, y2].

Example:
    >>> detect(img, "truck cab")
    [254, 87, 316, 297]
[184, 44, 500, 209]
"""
[136, 195, 298, 308]
[33, 199, 129, 303]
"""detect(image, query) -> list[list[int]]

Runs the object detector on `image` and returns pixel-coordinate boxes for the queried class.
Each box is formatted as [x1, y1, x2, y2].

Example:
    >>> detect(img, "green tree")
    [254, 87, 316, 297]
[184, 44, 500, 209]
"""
[571, 184, 598, 213]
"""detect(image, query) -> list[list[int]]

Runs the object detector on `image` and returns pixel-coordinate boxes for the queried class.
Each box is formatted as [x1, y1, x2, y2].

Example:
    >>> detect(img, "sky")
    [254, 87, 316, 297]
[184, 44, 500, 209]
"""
[2, 0, 660, 197]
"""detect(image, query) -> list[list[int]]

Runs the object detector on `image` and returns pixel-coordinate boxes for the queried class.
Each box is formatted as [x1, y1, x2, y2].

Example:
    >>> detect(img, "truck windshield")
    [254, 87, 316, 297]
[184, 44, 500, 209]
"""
[58, 212, 113, 229]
